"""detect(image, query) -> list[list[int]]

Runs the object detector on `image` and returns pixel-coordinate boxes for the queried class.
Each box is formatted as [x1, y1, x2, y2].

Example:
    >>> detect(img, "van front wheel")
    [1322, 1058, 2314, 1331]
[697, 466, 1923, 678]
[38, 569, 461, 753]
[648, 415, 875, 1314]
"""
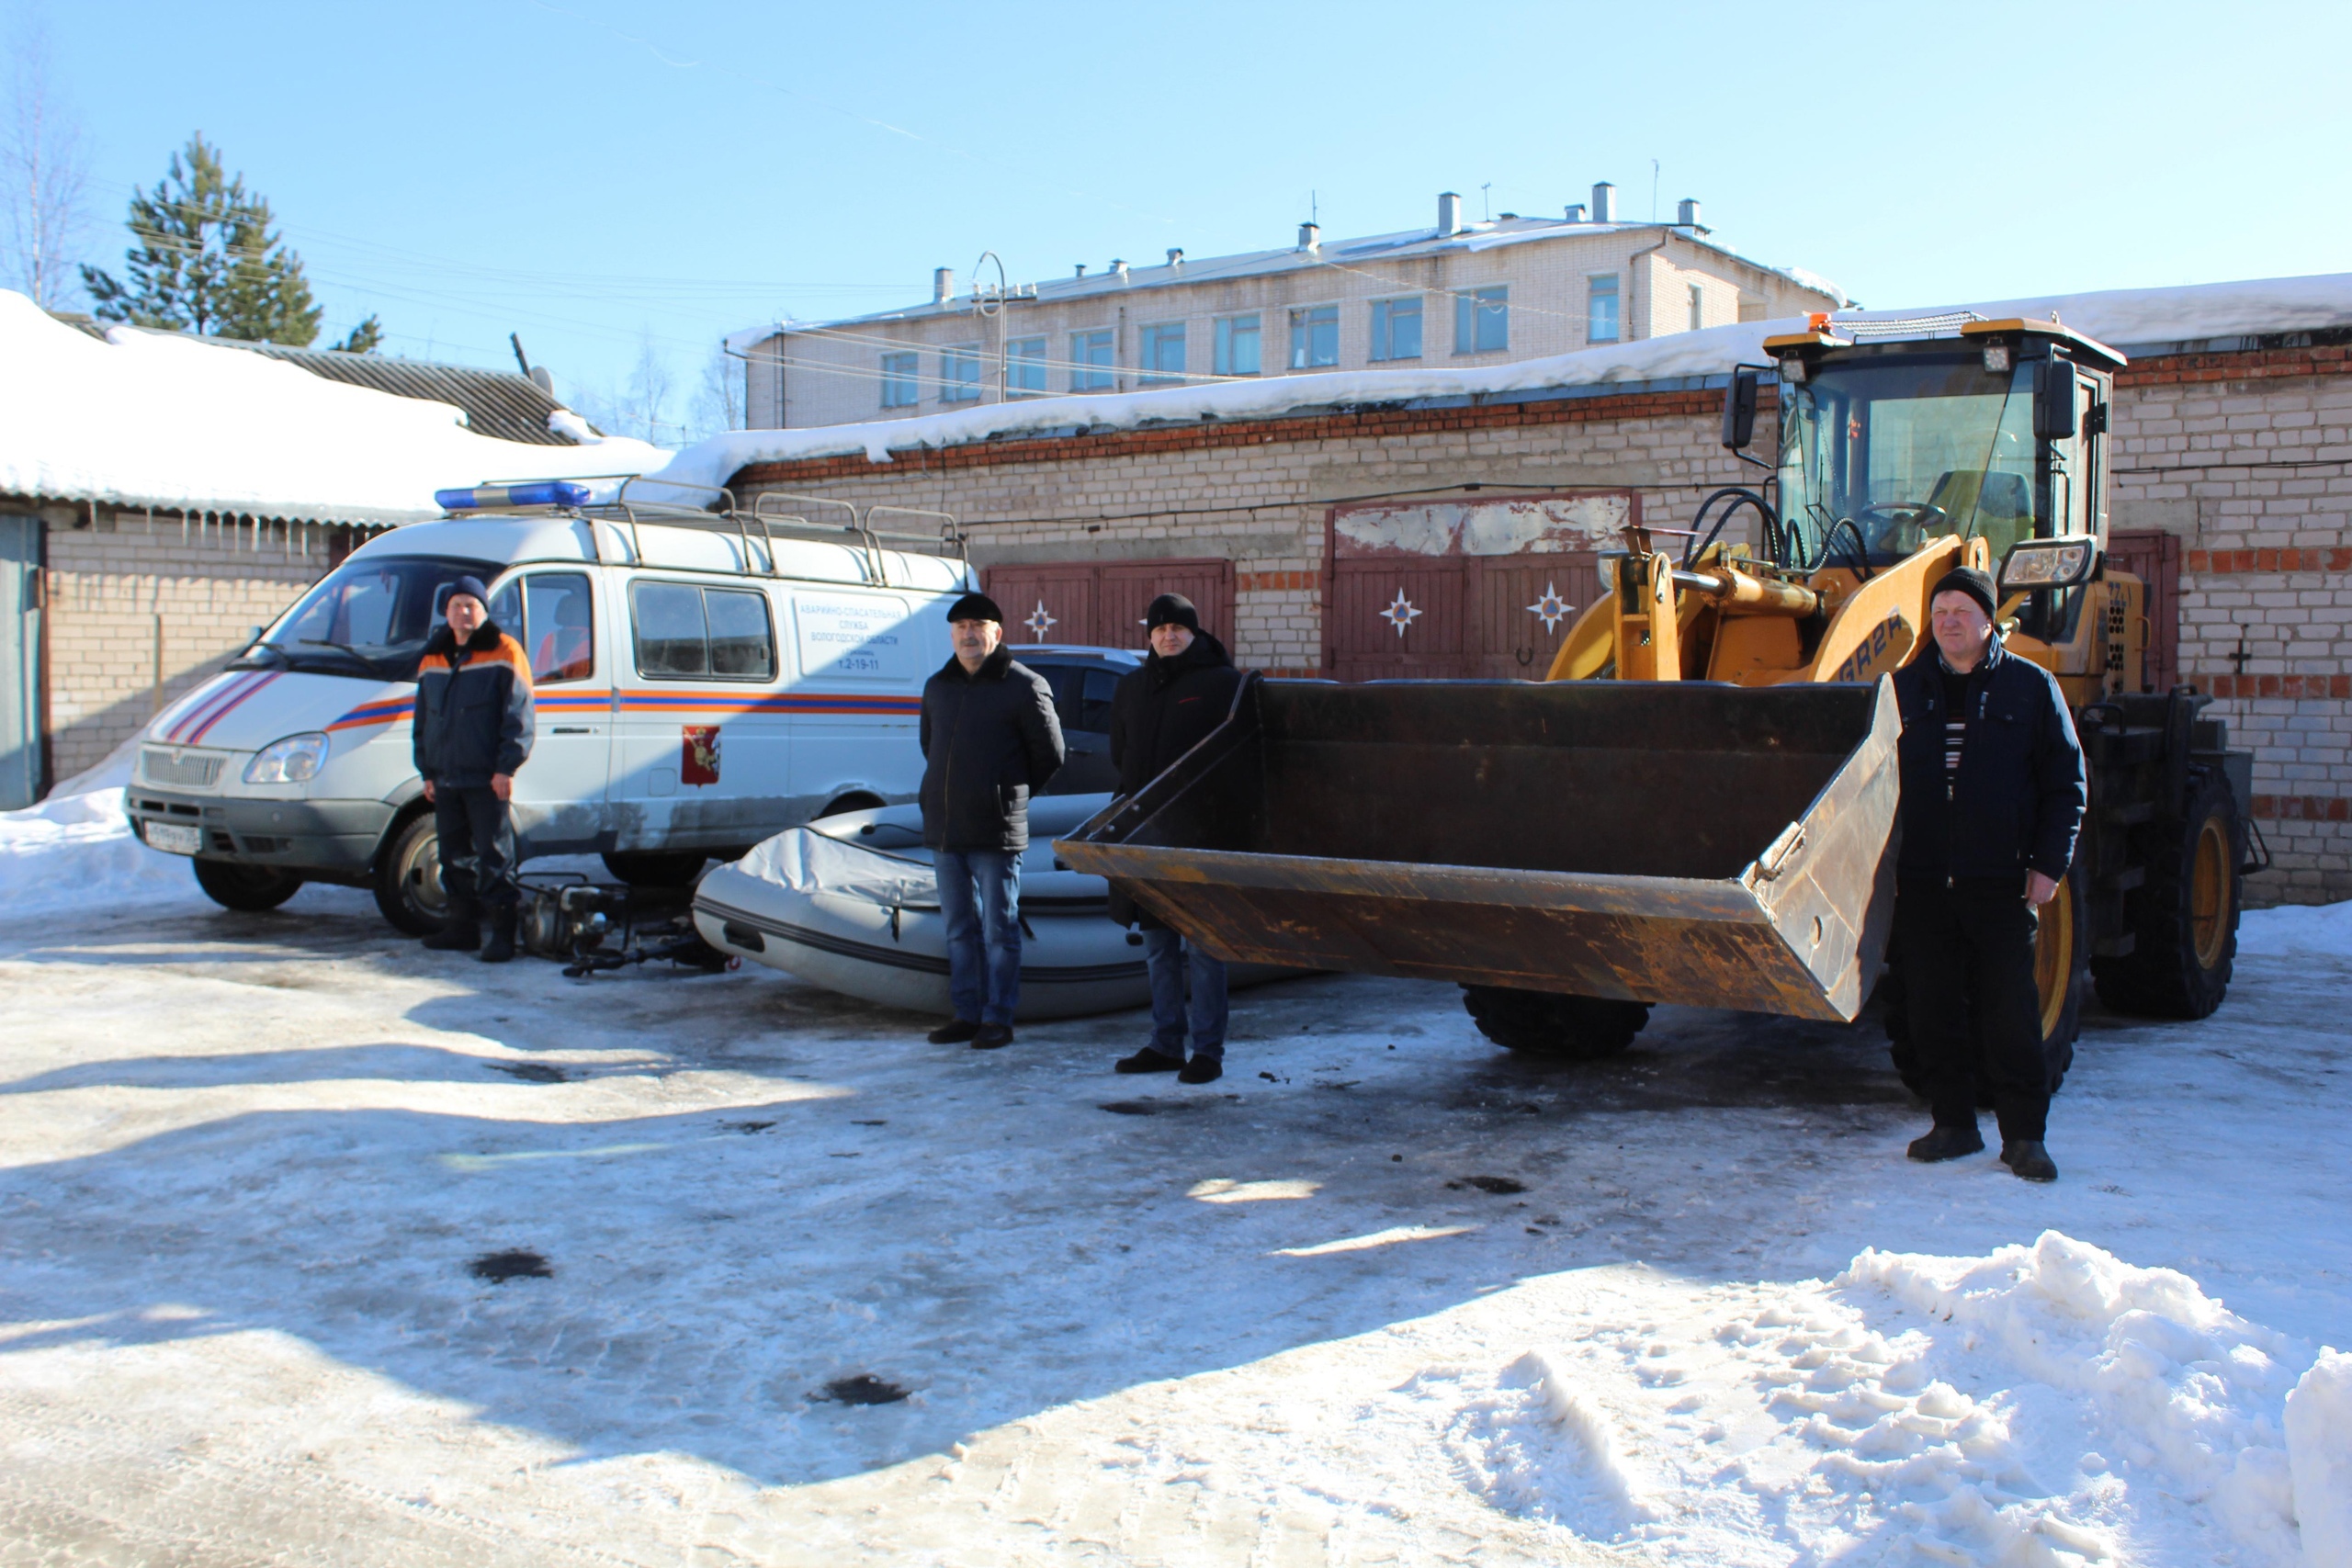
[193, 858, 304, 913]
[373, 810, 447, 935]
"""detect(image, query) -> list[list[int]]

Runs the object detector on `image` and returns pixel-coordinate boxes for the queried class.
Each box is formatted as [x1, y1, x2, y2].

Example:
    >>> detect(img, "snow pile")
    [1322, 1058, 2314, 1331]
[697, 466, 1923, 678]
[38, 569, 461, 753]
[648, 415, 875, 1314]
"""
[0, 290, 669, 525]
[0, 739, 198, 917]
[655, 271, 2352, 484]
[2287, 1350, 2352, 1564]
[2240, 898, 2352, 958]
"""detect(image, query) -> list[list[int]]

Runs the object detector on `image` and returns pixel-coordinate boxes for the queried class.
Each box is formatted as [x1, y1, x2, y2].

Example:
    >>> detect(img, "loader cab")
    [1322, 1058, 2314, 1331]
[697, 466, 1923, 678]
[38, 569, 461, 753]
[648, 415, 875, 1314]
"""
[1766, 319, 2119, 647]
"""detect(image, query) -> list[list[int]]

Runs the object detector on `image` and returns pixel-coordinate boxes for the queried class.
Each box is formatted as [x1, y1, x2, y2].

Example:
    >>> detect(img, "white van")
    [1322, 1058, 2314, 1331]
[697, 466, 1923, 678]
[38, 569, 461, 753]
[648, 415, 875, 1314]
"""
[124, 481, 979, 933]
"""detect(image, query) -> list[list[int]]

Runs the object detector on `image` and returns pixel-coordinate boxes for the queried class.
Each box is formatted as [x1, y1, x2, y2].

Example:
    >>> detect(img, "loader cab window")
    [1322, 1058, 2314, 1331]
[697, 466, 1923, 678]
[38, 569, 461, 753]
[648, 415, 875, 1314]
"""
[1776, 351, 2041, 570]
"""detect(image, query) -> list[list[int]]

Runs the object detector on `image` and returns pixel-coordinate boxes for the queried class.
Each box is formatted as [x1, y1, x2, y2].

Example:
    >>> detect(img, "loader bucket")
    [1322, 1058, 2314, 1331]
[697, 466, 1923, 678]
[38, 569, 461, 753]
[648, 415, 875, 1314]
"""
[1056, 675, 1901, 1022]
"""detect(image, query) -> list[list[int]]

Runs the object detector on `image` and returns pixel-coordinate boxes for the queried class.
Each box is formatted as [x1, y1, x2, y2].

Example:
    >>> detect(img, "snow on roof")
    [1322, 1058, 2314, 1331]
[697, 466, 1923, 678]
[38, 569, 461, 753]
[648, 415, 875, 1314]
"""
[734, 214, 1845, 341]
[660, 272, 2352, 491]
[0, 291, 669, 526]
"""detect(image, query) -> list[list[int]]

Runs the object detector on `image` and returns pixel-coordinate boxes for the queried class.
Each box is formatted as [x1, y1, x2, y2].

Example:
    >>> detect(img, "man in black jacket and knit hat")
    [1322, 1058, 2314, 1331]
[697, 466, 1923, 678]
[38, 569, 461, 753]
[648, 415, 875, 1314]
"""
[1889, 564, 2086, 1182]
[1108, 592, 1245, 1084]
[413, 576, 536, 963]
[917, 591, 1065, 1051]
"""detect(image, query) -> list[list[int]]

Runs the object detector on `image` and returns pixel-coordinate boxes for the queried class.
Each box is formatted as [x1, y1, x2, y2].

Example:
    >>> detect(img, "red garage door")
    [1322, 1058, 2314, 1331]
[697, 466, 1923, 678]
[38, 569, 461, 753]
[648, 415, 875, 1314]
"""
[984, 558, 1236, 653]
[1326, 493, 1634, 681]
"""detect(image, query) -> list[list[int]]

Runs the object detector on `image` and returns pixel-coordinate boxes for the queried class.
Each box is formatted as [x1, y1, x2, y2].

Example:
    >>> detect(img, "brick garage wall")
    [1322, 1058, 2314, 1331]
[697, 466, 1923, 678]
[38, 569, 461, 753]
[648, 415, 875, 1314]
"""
[2109, 344, 2352, 905]
[35, 502, 349, 782]
[732, 344, 2352, 908]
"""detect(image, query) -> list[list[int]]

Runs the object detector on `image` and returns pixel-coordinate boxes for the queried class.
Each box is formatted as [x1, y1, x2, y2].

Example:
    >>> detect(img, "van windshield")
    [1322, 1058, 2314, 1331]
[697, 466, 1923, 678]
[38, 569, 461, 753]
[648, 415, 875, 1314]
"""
[241, 554, 501, 680]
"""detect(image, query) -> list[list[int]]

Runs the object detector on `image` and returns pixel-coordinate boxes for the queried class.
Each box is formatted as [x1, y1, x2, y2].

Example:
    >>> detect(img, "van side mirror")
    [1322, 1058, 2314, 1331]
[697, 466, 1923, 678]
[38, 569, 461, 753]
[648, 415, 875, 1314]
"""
[2034, 358, 2078, 441]
[1721, 369, 1759, 451]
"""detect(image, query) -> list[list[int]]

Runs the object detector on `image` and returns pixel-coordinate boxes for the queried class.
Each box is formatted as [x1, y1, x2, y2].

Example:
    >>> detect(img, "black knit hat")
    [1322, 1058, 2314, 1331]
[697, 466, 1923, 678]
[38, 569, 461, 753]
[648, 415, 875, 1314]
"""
[1145, 592, 1201, 634]
[447, 575, 491, 607]
[1930, 566, 1998, 621]
[945, 591, 1005, 625]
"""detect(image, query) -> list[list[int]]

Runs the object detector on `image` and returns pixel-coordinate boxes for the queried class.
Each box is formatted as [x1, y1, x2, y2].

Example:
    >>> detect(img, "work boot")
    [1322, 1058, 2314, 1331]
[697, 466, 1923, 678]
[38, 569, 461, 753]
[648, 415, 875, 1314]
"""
[1115, 1047, 1184, 1074]
[2000, 1140, 2059, 1183]
[970, 1023, 1014, 1051]
[1176, 1055, 1224, 1085]
[927, 1019, 980, 1044]
[422, 897, 480, 952]
[1906, 1124, 1985, 1163]
[478, 906, 517, 964]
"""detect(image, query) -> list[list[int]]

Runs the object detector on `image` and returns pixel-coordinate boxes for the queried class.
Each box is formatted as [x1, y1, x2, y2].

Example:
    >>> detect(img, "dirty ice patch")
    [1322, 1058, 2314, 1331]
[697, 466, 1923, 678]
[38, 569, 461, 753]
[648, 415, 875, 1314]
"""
[1380, 1234, 2342, 1565]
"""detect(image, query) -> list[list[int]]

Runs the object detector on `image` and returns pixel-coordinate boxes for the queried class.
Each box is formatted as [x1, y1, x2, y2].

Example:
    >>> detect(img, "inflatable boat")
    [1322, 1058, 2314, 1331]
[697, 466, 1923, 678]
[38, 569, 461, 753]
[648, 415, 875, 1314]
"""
[693, 795, 1284, 1019]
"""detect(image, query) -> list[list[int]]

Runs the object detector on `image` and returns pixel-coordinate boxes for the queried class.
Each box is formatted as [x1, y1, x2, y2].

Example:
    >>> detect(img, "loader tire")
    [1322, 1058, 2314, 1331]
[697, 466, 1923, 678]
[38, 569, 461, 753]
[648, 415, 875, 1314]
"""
[1460, 986, 1649, 1060]
[1881, 863, 2081, 1102]
[2091, 767, 2242, 1021]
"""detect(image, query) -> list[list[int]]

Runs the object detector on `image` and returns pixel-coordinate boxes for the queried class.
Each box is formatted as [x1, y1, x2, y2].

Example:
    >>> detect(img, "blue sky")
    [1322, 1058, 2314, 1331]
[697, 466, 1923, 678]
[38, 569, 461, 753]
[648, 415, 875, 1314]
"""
[16, 0, 2351, 440]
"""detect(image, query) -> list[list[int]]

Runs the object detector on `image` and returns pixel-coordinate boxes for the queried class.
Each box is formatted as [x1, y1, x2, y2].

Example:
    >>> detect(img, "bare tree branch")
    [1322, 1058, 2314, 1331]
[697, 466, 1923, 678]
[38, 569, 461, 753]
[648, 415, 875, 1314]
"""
[1, 17, 92, 310]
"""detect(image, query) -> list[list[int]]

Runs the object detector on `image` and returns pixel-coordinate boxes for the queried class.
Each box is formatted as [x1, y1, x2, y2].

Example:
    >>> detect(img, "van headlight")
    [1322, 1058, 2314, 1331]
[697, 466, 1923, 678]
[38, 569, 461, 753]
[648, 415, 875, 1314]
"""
[244, 731, 330, 784]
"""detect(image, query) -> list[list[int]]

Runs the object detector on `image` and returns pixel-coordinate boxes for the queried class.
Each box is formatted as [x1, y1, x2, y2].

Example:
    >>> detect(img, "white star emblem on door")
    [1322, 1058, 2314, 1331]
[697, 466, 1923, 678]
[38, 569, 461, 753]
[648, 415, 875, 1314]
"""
[1380, 589, 1422, 637]
[1023, 600, 1057, 640]
[1525, 580, 1572, 633]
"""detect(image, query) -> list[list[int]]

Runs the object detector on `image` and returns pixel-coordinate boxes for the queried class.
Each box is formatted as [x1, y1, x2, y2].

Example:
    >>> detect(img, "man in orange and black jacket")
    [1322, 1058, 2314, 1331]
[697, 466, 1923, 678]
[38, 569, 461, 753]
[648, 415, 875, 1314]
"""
[413, 575, 535, 962]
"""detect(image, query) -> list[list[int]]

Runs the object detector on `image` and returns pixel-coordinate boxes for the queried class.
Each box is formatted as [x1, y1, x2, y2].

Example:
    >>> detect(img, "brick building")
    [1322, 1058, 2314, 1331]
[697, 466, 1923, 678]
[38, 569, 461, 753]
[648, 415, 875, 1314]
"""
[735, 186, 1844, 429]
[693, 277, 2352, 907]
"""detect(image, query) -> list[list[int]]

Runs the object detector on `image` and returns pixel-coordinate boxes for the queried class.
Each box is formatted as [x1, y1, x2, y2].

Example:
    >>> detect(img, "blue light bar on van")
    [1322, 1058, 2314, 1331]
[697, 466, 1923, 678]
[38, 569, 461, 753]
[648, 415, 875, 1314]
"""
[434, 481, 592, 513]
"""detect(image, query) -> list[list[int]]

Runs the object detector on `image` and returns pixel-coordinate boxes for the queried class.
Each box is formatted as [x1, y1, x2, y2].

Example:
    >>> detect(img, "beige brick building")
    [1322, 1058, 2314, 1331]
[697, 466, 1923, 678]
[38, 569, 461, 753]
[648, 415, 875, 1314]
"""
[737, 188, 1844, 429]
[711, 302, 2352, 908]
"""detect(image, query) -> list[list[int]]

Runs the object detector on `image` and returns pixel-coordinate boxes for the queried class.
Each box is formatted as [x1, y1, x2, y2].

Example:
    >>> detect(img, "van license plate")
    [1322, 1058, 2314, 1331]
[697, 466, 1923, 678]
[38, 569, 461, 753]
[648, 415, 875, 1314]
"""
[145, 821, 202, 856]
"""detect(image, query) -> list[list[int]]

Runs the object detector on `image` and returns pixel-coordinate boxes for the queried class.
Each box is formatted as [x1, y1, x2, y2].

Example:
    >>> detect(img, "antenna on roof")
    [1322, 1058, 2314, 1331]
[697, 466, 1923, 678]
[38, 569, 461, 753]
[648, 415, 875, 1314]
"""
[1650, 159, 1660, 221]
[509, 333, 532, 377]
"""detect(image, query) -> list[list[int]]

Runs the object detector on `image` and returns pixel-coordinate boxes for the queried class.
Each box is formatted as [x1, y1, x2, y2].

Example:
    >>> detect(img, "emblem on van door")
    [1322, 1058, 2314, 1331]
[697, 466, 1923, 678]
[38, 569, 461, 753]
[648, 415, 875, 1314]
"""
[682, 726, 721, 786]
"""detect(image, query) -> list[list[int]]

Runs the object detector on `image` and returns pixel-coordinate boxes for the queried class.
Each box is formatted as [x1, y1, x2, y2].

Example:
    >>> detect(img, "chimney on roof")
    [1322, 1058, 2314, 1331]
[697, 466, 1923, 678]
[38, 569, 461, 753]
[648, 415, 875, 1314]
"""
[1437, 191, 1464, 236]
[1590, 182, 1616, 223]
[1112, 258, 1129, 281]
[1074, 263, 1087, 277]
[1296, 221, 1319, 253]
[1167, 247, 1184, 266]
[1676, 197, 1704, 231]
[1563, 202, 1587, 223]
[933, 267, 954, 305]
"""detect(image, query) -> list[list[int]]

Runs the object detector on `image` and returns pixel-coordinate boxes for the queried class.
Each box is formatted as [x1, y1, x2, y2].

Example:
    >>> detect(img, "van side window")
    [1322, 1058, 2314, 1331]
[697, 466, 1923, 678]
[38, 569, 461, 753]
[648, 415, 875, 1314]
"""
[629, 580, 776, 681]
[524, 573, 594, 682]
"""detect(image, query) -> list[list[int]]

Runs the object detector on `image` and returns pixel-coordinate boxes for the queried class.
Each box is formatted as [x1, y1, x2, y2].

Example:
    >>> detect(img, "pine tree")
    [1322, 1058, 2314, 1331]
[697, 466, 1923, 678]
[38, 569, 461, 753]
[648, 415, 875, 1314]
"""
[332, 313, 383, 354]
[80, 133, 322, 345]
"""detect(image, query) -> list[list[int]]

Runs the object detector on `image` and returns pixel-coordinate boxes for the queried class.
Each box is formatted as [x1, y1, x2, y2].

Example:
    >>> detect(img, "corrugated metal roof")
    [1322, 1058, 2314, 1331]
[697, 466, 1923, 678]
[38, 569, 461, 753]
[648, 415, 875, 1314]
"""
[244, 344, 580, 445]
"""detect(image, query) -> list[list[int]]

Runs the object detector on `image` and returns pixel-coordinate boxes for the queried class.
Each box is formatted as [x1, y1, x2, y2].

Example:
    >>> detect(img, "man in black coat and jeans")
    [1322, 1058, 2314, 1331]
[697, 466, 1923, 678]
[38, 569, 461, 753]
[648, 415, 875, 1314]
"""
[918, 592, 1065, 1051]
[1891, 565, 2086, 1182]
[1108, 593, 1246, 1085]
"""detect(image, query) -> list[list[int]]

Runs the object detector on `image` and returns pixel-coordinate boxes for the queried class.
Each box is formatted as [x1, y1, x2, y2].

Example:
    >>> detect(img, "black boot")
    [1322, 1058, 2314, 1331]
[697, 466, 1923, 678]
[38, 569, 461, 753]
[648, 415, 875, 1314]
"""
[927, 1019, 980, 1044]
[1906, 1124, 1985, 1163]
[969, 1023, 1014, 1051]
[422, 895, 480, 952]
[478, 904, 517, 964]
[1115, 1047, 1184, 1074]
[2000, 1140, 2058, 1182]
[1176, 1055, 1224, 1085]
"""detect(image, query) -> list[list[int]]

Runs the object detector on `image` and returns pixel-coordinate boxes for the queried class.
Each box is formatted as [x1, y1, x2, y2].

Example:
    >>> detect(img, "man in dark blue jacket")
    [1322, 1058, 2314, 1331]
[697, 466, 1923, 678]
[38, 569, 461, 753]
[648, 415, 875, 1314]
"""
[1891, 565, 2086, 1181]
[413, 576, 535, 962]
[917, 592, 1065, 1050]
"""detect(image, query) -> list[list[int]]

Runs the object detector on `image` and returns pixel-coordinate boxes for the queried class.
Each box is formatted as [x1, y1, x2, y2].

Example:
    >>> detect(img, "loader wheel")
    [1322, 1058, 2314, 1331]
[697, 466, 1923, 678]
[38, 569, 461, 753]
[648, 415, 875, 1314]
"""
[1460, 986, 1649, 1060]
[2091, 768, 2242, 1020]
[1881, 864, 2081, 1102]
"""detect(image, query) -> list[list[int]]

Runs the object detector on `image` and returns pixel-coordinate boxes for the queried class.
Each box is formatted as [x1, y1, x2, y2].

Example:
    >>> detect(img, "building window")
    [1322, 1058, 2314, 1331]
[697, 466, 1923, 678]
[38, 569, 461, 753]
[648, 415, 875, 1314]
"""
[1006, 336, 1046, 395]
[1588, 275, 1620, 344]
[1071, 328, 1114, 390]
[941, 344, 981, 403]
[1288, 304, 1338, 369]
[1370, 297, 1422, 361]
[880, 352, 920, 408]
[1454, 286, 1508, 354]
[1214, 314, 1261, 376]
[1689, 283, 1705, 333]
[1139, 322, 1186, 385]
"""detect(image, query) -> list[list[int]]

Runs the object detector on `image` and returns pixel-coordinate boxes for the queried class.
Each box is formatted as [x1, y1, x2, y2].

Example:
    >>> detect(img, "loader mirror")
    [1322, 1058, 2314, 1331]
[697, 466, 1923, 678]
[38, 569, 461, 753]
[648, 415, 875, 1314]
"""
[1998, 535, 2098, 593]
[1721, 369, 1759, 451]
[2033, 358, 2078, 441]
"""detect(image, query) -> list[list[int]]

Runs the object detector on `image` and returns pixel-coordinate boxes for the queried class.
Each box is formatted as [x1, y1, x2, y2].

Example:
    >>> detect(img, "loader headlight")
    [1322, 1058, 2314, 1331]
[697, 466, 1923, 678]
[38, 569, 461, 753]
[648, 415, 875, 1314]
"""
[1997, 536, 2098, 593]
[244, 731, 330, 784]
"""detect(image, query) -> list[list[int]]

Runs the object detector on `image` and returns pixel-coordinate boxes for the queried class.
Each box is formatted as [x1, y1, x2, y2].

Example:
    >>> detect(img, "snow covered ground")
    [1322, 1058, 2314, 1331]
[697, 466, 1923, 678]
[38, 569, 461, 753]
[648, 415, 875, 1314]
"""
[1, 796, 2347, 1564]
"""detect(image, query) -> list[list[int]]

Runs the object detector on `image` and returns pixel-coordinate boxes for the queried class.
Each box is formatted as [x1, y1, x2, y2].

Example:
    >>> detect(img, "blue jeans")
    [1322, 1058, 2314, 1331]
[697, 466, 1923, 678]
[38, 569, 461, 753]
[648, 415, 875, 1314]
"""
[936, 849, 1023, 1025]
[1144, 927, 1228, 1062]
